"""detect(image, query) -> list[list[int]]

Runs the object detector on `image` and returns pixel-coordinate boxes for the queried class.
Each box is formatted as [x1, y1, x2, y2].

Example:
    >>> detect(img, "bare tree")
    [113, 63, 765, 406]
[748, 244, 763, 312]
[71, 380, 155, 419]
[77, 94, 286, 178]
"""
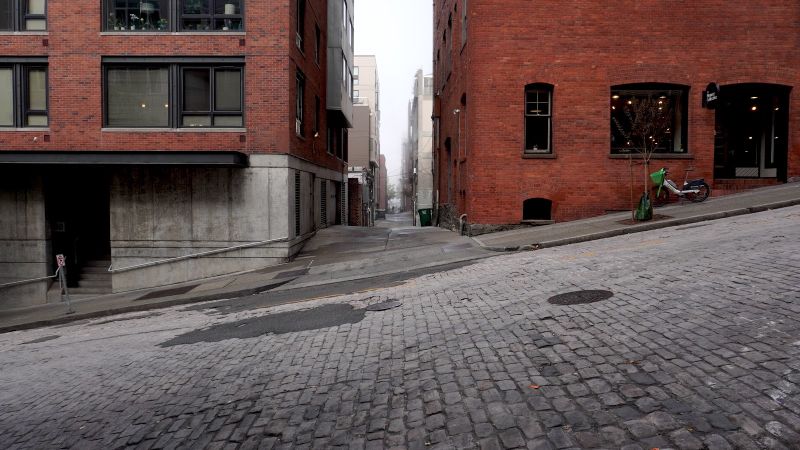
[613, 96, 673, 220]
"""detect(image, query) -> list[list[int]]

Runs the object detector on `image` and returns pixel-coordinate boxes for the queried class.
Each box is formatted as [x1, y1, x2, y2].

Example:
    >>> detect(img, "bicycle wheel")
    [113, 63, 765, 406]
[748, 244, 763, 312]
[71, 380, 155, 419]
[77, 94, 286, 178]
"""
[689, 182, 710, 202]
[652, 187, 669, 206]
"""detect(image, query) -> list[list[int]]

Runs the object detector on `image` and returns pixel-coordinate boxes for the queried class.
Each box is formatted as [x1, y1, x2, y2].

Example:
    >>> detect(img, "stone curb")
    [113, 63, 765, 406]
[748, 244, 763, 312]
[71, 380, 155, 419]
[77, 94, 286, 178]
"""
[475, 198, 800, 252]
[0, 277, 296, 334]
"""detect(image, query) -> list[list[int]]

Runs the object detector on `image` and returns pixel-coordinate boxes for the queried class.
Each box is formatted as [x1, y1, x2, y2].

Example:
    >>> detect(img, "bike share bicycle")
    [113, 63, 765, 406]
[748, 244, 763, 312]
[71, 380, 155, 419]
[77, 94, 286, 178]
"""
[650, 167, 710, 206]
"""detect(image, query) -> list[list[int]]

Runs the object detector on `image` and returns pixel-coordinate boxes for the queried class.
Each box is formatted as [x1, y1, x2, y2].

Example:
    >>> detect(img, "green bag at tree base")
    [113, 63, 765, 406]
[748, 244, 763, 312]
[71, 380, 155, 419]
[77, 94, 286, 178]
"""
[635, 192, 653, 221]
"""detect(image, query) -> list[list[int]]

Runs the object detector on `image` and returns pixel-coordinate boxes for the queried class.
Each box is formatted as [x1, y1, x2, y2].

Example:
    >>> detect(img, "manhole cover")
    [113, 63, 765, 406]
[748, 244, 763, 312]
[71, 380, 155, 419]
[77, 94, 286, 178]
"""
[366, 300, 402, 312]
[547, 290, 613, 306]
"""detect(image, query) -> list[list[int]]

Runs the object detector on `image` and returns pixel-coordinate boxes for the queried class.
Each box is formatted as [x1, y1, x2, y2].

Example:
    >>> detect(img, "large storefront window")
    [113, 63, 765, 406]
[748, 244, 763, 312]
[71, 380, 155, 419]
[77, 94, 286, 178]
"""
[713, 84, 790, 180]
[610, 83, 688, 154]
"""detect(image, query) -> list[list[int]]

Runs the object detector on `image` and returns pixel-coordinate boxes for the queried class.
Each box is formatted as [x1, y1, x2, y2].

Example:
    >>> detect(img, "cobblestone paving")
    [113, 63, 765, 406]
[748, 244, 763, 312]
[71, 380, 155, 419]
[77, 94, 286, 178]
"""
[2, 206, 800, 449]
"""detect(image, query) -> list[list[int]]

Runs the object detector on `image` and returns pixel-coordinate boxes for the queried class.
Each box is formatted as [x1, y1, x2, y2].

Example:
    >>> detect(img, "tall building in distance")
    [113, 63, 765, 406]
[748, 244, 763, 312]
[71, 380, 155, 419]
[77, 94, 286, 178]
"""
[433, 0, 798, 234]
[406, 70, 434, 224]
[348, 55, 380, 226]
[0, 0, 354, 308]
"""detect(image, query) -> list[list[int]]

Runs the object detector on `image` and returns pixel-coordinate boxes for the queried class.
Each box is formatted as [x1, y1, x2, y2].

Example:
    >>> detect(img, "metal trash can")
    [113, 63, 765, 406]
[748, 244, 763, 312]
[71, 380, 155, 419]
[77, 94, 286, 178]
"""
[418, 208, 432, 227]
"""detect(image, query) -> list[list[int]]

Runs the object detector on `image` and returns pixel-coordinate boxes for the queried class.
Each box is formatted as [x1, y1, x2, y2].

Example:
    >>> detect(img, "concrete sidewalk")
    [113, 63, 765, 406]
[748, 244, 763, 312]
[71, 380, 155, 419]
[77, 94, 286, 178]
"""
[473, 182, 800, 250]
[0, 216, 489, 333]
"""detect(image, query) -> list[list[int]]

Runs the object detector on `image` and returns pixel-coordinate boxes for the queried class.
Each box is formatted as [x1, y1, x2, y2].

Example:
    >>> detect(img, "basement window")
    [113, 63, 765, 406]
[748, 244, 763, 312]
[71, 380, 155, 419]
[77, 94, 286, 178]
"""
[522, 198, 552, 221]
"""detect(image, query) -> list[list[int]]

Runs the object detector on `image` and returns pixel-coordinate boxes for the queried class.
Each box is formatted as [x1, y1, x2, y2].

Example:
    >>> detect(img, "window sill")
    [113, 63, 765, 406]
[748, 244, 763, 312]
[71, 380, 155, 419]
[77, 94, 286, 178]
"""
[522, 153, 556, 159]
[0, 31, 48, 35]
[610, 153, 694, 160]
[102, 127, 246, 133]
[0, 127, 50, 131]
[100, 31, 246, 36]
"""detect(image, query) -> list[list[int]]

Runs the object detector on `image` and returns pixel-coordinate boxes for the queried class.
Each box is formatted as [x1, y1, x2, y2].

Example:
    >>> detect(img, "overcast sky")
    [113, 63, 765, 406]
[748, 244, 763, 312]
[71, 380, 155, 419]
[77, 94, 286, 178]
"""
[354, 0, 433, 187]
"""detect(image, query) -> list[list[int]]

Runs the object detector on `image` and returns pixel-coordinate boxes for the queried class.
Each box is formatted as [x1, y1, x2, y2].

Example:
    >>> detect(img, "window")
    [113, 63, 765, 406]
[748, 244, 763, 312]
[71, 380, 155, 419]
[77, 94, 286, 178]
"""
[461, 0, 467, 48]
[296, 0, 305, 50]
[105, 0, 170, 31]
[314, 25, 321, 64]
[104, 1, 243, 31]
[180, 0, 243, 31]
[0, 0, 46, 31]
[0, 61, 48, 127]
[104, 60, 243, 128]
[524, 83, 552, 153]
[295, 70, 304, 136]
[610, 83, 688, 154]
[313, 95, 319, 136]
[353, 66, 359, 84]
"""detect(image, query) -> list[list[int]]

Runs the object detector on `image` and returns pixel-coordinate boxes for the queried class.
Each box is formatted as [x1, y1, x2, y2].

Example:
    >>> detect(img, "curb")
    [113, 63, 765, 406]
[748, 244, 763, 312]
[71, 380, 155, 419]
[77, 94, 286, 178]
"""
[0, 277, 296, 334]
[474, 199, 800, 252]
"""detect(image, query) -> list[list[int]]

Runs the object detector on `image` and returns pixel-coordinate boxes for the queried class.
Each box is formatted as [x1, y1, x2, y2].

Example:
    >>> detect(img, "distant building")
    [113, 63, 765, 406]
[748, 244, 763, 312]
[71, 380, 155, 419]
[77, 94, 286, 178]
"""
[403, 70, 434, 223]
[348, 55, 380, 225]
[0, 0, 354, 308]
[377, 154, 388, 217]
[433, 0, 798, 234]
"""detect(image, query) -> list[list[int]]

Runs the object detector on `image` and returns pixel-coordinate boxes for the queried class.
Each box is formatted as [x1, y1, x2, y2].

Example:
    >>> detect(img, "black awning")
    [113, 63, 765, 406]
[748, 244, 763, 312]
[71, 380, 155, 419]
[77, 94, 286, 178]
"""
[0, 151, 249, 167]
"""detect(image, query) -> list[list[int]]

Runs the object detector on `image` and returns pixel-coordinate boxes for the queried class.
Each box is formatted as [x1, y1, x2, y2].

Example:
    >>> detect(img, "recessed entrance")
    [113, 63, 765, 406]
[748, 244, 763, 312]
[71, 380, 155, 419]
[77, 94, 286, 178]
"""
[714, 84, 790, 181]
[45, 170, 111, 287]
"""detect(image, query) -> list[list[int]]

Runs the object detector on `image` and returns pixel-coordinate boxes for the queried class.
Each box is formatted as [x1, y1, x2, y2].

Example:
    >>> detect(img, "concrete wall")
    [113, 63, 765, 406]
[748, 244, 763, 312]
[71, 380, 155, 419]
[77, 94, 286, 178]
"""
[110, 154, 344, 292]
[0, 170, 50, 309]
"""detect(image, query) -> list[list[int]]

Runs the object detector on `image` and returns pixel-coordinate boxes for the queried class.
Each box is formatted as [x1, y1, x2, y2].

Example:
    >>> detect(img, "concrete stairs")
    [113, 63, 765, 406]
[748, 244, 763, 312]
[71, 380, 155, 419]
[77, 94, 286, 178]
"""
[71, 259, 112, 295]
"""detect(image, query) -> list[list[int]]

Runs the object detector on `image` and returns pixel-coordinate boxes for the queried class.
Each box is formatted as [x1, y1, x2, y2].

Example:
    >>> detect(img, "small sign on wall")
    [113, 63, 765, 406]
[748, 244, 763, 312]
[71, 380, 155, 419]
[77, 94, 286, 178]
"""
[703, 82, 720, 109]
[56, 254, 66, 268]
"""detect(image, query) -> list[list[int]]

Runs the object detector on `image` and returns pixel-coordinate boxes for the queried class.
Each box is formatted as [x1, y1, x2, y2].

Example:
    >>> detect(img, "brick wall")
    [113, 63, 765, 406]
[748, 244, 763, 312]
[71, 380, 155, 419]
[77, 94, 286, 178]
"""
[434, 0, 799, 225]
[0, 0, 344, 174]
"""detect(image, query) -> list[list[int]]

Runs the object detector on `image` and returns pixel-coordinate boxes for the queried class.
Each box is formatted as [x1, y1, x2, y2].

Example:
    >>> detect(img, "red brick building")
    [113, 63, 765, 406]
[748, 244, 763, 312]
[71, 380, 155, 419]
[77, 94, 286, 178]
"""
[433, 0, 799, 234]
[0, 0, 355, 308]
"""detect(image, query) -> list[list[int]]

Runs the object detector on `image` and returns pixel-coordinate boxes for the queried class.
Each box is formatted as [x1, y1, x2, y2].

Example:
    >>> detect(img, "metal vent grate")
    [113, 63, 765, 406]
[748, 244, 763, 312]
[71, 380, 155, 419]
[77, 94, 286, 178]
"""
[320, 180, 327, 227]
[341, 182, 347, 225]
[294, 172, 301, 236]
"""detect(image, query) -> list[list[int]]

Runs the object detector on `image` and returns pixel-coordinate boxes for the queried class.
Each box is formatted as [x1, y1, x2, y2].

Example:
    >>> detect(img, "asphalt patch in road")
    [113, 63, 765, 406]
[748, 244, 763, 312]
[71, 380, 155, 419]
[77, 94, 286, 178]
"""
[21, 335, 60, 344]
[159, 303, 365, 347]
[548, 290, 614, 306]
[365, 300, 402, 311]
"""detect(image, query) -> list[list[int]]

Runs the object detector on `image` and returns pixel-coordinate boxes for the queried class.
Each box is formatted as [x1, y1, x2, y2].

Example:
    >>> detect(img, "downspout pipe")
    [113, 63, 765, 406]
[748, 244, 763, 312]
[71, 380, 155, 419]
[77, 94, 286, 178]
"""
[459, 214, 467, 236]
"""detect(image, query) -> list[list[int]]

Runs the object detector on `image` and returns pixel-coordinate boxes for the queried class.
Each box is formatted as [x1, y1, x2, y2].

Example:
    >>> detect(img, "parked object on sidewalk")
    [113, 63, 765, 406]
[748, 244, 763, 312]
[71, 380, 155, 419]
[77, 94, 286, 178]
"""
[634, 192, 653, 221]
[652, 167, 710, 205]
[418, 208, 432, 226]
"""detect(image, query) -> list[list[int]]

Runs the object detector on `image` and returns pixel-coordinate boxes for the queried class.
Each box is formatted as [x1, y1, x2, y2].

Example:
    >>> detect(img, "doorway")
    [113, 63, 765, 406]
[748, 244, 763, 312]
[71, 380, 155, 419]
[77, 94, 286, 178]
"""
[45, 169, 111, 287]
[713, 84, 790, 181]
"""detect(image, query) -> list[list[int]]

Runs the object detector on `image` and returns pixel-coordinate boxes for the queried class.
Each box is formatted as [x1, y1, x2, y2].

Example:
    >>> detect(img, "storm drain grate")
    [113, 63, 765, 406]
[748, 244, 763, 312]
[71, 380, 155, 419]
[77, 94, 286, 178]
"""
[547, 290, 613, 306]
[366, 300, 402, 312]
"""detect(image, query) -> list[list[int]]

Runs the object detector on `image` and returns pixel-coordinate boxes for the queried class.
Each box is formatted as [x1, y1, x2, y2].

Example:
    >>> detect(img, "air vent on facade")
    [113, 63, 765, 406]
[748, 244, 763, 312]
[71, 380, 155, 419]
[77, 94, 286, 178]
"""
[295, 172, 301, 236]
[320, 181, 327, 227]
[341, 182, 347, 225]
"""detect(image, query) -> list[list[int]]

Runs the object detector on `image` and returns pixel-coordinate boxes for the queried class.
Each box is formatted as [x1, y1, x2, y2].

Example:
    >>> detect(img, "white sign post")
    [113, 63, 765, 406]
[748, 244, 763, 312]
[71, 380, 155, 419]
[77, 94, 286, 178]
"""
[56, 254, 74, 314]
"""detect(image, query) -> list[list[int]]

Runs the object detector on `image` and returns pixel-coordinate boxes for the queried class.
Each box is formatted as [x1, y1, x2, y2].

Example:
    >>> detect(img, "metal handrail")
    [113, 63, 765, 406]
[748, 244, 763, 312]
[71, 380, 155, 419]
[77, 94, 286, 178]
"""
[0, 267, 61, 290]
[108, 237, 289, 273]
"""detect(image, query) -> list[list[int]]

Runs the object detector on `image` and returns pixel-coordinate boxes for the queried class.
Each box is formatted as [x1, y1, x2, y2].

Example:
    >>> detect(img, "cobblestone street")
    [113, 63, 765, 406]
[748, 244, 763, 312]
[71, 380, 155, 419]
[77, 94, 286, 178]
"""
[2, 206, 800, 450]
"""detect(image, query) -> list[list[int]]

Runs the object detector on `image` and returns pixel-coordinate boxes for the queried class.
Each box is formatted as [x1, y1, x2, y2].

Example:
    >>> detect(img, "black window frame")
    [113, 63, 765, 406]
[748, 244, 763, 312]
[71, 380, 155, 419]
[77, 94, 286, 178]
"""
[524, 83, 553, 154]
[0, 59, 48, 128]
[102, 57, 244, 129]
[295, 69, 305, 137]
[296, 0, 305, 51]
[610, 83, 689, 155]
[103, 0, 172, 32]
[0, 0, 47, 31]
[179, 0, 244, 31]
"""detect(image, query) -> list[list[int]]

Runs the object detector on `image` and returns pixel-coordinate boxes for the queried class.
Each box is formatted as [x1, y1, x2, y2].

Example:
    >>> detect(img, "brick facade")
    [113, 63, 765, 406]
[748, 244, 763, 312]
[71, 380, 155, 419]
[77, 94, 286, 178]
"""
[1, 0, 342, 172]
[433, 0, 799, 229]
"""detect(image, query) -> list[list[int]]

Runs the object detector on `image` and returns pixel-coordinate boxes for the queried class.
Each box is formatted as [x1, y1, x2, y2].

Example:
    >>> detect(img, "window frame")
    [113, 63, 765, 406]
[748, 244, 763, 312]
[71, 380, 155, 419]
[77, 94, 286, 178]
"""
[610, 83, 689, 155]
[0, 0, 47, 31]
[523, 83, 553, 155]
[102, 57, 244, 129]
[295, 69, 305, 137]
[179, 0, 244, 32]
[0, 59, 48, 128]
[180, 65, 243, 128]
[296, 0, 305, 51]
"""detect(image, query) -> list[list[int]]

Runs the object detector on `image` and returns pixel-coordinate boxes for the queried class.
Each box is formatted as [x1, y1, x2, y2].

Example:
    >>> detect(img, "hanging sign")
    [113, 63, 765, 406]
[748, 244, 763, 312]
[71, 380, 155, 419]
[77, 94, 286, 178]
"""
[56, 254, 66, 267]
[703, 82, 719, 109]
